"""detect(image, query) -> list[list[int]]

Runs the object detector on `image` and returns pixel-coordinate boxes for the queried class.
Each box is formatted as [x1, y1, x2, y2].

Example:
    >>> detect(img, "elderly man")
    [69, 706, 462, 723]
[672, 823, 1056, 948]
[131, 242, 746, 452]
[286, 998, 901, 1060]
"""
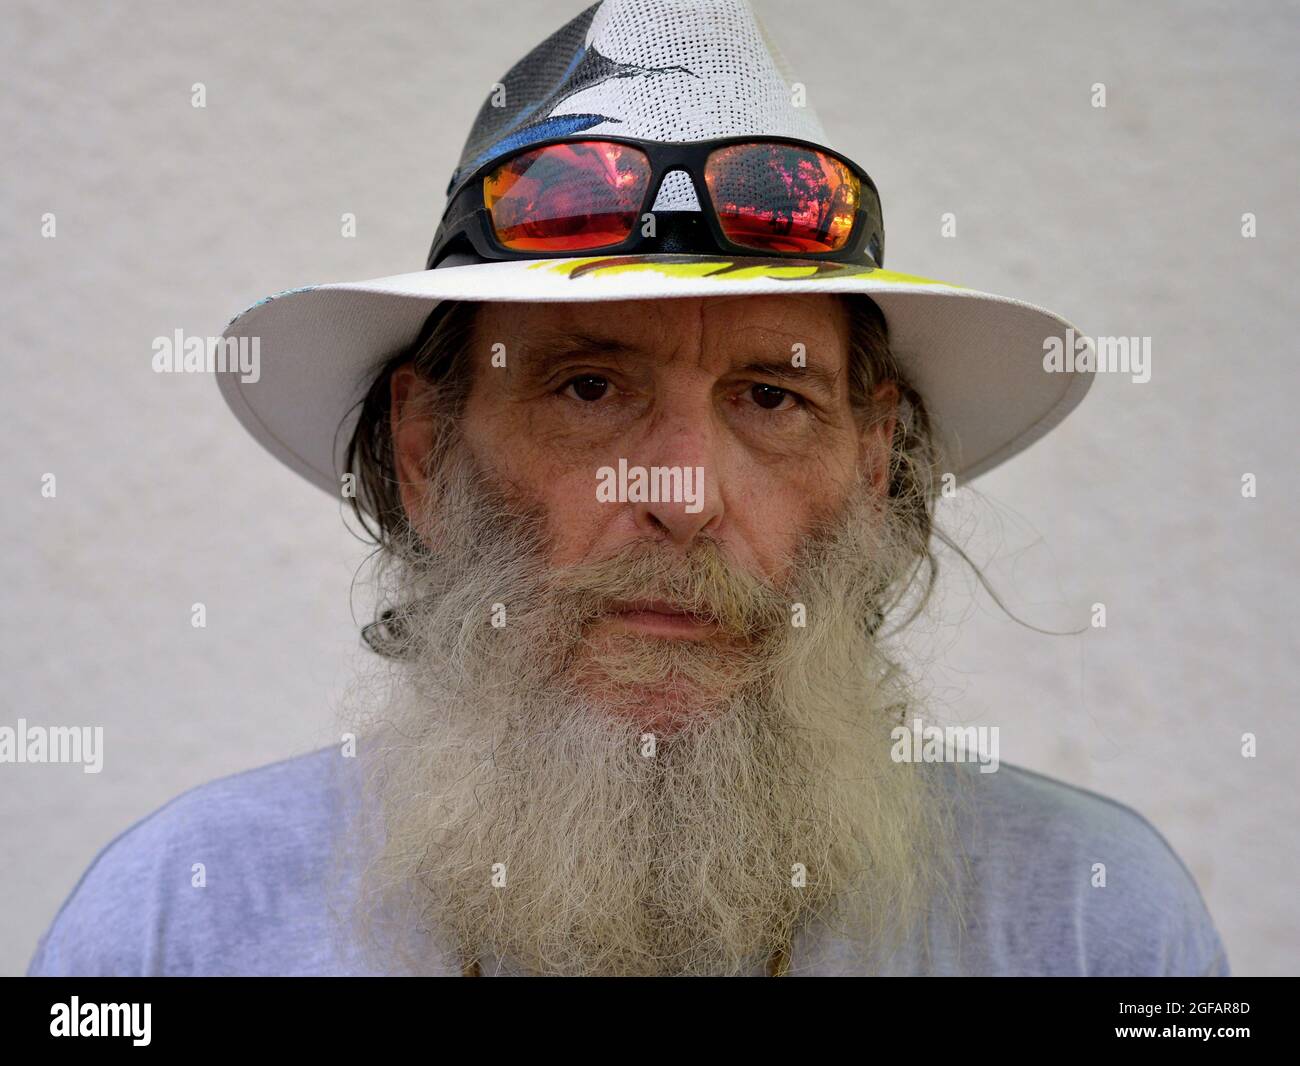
[29, 0, 1226, 977]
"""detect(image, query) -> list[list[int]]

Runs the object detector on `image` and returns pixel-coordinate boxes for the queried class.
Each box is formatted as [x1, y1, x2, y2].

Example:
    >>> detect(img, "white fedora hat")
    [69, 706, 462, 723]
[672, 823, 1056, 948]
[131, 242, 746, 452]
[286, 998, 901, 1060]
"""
[215, 0, 1093, 502]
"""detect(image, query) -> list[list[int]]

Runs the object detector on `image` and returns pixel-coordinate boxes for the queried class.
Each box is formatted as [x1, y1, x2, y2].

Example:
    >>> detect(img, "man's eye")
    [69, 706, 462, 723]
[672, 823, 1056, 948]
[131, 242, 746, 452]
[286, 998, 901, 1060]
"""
[562, 375, 610, 402]
[749, 383, 799, 411]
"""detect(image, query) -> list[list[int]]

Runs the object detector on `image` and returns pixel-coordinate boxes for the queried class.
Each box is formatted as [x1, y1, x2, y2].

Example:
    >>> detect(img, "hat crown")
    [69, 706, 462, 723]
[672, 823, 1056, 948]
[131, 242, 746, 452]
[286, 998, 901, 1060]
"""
[446, 0, 829, 198]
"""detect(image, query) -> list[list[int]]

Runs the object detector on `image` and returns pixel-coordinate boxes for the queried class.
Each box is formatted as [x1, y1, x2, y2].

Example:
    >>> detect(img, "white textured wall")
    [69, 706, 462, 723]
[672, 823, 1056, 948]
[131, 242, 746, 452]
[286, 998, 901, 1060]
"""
[2, 0, 1296, 975]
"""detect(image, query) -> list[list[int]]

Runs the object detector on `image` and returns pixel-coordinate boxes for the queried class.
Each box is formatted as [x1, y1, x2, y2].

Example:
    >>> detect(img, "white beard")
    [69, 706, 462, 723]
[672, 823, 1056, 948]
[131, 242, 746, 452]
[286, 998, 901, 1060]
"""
[338, 443, 963, 976]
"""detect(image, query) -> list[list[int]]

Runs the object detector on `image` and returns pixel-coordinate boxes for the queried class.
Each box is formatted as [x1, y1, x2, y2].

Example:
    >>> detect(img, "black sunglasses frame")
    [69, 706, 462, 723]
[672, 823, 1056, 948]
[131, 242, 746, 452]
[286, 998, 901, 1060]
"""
[425, 134, 885, 270]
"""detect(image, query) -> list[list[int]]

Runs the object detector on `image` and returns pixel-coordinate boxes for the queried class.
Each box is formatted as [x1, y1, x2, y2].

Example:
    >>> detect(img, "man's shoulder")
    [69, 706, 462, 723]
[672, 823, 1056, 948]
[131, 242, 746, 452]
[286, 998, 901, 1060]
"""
[965, 760, 1182, 854]
[27, 746, 355, 976]
[945, 762, 1230, 976]
[56, 744, 350, 876]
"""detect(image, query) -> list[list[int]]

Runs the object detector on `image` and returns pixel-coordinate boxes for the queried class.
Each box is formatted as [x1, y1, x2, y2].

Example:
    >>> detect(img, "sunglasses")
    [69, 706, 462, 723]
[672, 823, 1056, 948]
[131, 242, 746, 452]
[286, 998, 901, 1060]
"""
[426, 135, 884, 269]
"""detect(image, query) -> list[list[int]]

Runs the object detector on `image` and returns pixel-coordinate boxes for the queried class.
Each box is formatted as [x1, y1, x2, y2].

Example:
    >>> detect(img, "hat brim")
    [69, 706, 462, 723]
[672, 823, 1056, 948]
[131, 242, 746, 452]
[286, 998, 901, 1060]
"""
[215, 254, 1092, 503]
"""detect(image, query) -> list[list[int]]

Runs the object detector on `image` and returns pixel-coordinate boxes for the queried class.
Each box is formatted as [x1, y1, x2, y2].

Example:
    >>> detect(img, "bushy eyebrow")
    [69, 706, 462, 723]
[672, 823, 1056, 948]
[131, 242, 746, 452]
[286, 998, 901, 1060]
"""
[733, 359, 842, 397]
[515, 329, 844, 396]
[516, 331, 643, 374]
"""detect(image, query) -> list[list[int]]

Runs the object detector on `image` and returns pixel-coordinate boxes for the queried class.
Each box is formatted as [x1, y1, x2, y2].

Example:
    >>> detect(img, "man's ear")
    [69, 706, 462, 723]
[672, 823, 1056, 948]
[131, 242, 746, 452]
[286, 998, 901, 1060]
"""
[390, 364, 437, 534]
[861, 380, 900, 496]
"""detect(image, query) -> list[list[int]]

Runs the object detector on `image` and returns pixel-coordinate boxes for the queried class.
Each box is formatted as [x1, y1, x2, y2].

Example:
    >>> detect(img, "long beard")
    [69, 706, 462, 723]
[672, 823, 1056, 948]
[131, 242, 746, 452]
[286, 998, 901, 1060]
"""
[339, 442, 963, 976]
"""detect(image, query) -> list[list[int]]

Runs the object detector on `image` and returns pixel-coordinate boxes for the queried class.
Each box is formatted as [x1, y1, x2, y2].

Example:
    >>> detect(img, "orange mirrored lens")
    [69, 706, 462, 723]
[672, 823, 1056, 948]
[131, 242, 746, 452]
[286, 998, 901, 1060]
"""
[484, 140, 652, 251]
[704, 144, 859, 254]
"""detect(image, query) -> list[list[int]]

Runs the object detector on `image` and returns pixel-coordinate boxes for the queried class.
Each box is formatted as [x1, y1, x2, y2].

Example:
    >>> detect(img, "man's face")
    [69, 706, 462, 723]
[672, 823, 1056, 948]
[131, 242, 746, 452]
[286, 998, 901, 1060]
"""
[392, 295, 897, 727]
[362, 294, 945, 977]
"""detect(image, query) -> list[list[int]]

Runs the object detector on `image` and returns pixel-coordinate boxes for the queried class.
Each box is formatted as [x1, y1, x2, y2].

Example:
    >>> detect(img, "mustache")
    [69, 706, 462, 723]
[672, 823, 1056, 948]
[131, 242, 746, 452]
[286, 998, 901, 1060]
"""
[363, 531, 791, 660]
[543, 537, 793, 640]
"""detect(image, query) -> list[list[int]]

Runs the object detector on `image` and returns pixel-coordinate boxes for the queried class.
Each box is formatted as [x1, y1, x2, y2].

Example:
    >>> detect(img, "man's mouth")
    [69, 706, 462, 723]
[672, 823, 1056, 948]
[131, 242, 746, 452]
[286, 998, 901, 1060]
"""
[605, 599, 719, 640]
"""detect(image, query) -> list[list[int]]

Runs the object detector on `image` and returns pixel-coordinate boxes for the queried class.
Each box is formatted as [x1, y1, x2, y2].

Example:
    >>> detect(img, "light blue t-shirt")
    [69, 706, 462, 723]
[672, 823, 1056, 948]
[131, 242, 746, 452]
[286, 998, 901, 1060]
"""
[26, 747, 1230, 976]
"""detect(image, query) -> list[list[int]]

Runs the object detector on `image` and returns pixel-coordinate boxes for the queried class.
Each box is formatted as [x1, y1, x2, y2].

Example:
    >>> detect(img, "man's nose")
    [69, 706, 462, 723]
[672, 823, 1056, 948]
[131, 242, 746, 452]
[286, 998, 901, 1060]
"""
[627, 402, 724, 546]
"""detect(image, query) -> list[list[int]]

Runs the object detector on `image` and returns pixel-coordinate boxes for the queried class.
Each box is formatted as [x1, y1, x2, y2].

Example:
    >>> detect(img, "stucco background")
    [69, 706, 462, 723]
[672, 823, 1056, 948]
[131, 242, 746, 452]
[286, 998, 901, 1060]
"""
[2, 0, 1296, 975]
